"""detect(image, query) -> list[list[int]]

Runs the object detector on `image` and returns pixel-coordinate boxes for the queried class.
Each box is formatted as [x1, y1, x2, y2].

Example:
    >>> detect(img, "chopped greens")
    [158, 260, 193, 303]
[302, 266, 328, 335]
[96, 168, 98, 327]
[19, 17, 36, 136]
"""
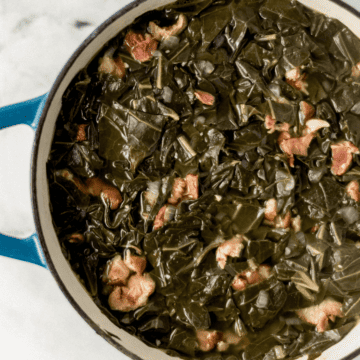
[47, 0, 360, 359]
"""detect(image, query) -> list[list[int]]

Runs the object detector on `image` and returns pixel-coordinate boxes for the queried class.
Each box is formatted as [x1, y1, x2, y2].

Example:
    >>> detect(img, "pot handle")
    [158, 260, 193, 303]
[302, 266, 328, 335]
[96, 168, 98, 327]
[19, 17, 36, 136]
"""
[0, 94, 48, 268]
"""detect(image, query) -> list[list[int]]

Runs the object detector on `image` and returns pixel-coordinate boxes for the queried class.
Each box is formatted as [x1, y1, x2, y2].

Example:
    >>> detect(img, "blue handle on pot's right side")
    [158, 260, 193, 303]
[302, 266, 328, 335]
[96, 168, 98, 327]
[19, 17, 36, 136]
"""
[0, 94, 48, 268]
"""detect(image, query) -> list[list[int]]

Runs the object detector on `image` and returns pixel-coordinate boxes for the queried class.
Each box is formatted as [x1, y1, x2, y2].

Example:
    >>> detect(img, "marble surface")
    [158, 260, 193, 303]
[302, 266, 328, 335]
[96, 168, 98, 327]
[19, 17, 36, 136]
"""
[0, 1, 133, 359]
[2, 0, 360, 360]
[0, 0, 129, 107]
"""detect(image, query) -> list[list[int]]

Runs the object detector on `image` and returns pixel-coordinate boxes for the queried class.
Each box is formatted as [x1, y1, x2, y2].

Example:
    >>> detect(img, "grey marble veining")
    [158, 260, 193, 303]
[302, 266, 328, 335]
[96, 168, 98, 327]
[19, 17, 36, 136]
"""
[0, 0, 127, 107]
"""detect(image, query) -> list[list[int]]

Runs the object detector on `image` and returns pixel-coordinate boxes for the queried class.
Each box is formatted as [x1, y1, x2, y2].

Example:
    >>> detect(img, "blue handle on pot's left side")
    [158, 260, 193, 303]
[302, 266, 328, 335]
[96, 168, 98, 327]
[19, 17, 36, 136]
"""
[0, 94, 48, 268]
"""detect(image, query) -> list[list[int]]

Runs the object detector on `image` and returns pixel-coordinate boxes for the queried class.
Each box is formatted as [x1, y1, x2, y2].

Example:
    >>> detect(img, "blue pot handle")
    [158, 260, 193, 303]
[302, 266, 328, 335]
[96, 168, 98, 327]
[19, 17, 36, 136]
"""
[0, 94, 48, 268]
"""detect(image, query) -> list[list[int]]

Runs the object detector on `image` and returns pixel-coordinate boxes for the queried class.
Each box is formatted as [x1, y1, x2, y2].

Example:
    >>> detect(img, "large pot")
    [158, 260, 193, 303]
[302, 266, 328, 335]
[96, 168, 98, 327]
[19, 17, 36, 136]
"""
[1, 0, 360, 359]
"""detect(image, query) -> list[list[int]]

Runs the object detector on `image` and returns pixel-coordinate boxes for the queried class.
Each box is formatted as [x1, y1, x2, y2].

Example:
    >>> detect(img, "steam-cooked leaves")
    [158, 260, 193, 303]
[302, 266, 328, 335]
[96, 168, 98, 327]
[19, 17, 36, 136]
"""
[245, 240, 276, 264]
[168, 327, 198, 356]
[234, 277, 287, 329]
[342, 292, 360, 317]
[259, 0, 311, 27]
[177, 301, 211, 329]
[229, 121, 267, 152]
[199, 5, 232, 52]
[332, 245, 360, 291]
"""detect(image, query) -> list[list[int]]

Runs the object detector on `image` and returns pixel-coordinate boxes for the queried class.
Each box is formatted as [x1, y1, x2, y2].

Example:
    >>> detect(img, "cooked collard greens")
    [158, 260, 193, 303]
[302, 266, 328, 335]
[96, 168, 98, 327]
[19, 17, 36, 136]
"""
[47, 0, 360, 358]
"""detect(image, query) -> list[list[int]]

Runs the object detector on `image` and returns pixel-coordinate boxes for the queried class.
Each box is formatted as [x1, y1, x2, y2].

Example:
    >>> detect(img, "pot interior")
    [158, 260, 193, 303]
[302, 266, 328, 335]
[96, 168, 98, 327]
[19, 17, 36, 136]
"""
[33, 1, 360, 359]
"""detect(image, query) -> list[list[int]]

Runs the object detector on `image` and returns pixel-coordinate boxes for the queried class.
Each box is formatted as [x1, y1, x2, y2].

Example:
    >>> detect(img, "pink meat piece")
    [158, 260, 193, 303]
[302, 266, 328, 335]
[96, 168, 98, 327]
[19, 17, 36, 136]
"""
[331, 141, 360, 176]
[222, 331, 242, 345]
[231, 276, 247, 291]
[279, 133, 315, 167]
[194, 90, 215, 106]
[68, 233, 85, 244]
[153, 204, 175, 230]
[196, 330, 223, 352]
[76, 124, 87, 142]
[124, 253, 147, 275]
[216, 234, 245, 269]
[303, 119, 330, 135]
[168, 178, 187, 205]
[86, 177, 122, 210]
[265, 198, 277, 222]
[280, 133, 315, 157]
[346, 180, 360, 202]
[216, 341, 229, 352]
[299, 101, 315, 123]
[232, 264, 272, 291]
[59, 171, 123, 210]
[98, 55, 126, 78]
[167, 174, 198, 206]
[184, 174, 199, 200]
[103, 255, 131, 286]
[277, 131, 291, 145]
[265, 115, 276, 134]
[108, 273, 156, 312]
[286, 72, 309, 94]
[296, 298, 344, 332]
[148, 14, 187, 41]
[275, 122, 291, 132]
[285, 67, 301, 82]
[153, 205, 167, 230]
[274, 211, 292, 229]
[277, 114, 329, 167]
[352, 62, 360, 77]
[124, 31, 158, 62]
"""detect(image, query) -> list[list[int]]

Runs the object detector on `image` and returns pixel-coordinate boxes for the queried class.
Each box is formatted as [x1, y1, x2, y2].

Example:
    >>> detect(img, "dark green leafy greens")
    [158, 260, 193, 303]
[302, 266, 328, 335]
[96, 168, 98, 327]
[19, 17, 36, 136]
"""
[47, 0, 360, 359]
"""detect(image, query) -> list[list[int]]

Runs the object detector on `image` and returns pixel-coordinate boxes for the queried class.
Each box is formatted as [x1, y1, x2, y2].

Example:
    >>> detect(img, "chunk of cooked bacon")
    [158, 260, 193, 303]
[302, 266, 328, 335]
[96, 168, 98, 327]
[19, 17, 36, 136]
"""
[286, 71, 309, 95]
[278, 116, 329, 167]
[346, 180, 360, 202]
[285, 67, 301, 82]
[265, 198, 277, 222]
[103, 255, 131, 286]
[168, 178, 187, 205]
[352, 62, 360, 77]
[331, 141, 359, 176]
[67, 233, 85, 244]
[86, 177, 123, 210]
[216, 234, 245, 269]
[196, 330, 223, 352]
[194, 90, 215, 106]
[98, 55, 126, 78]
[232, 264, 272, 291]
[280, 133, 315, 158]
[76, 124, 87, 142]
[124, 31, 158, 62]
[153, 204, 176, 230]
[56, 169, 122, 210]
[124, 252, 147, 275]
[296, 298, 344, 332]
[273, 211, 292, 230]
[299, 101, 315, 124]
[303, 119, 330, 135]
[184, 174, 199, 200]
[148, 14, 187, 41]
[265, 115, 276, 134]
[108, 273, 156, 312]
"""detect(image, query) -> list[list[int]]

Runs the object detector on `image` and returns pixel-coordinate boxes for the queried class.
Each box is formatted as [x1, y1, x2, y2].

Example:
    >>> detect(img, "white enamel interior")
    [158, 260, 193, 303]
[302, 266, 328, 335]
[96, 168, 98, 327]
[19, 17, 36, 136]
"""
[34, 0, 360, 359]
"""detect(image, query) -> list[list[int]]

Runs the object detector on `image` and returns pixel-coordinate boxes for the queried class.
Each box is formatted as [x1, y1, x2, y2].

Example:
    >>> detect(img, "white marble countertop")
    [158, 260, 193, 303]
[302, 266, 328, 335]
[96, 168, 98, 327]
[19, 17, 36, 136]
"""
[2, 0, 360, 360]
[0, 1, 133, 359]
